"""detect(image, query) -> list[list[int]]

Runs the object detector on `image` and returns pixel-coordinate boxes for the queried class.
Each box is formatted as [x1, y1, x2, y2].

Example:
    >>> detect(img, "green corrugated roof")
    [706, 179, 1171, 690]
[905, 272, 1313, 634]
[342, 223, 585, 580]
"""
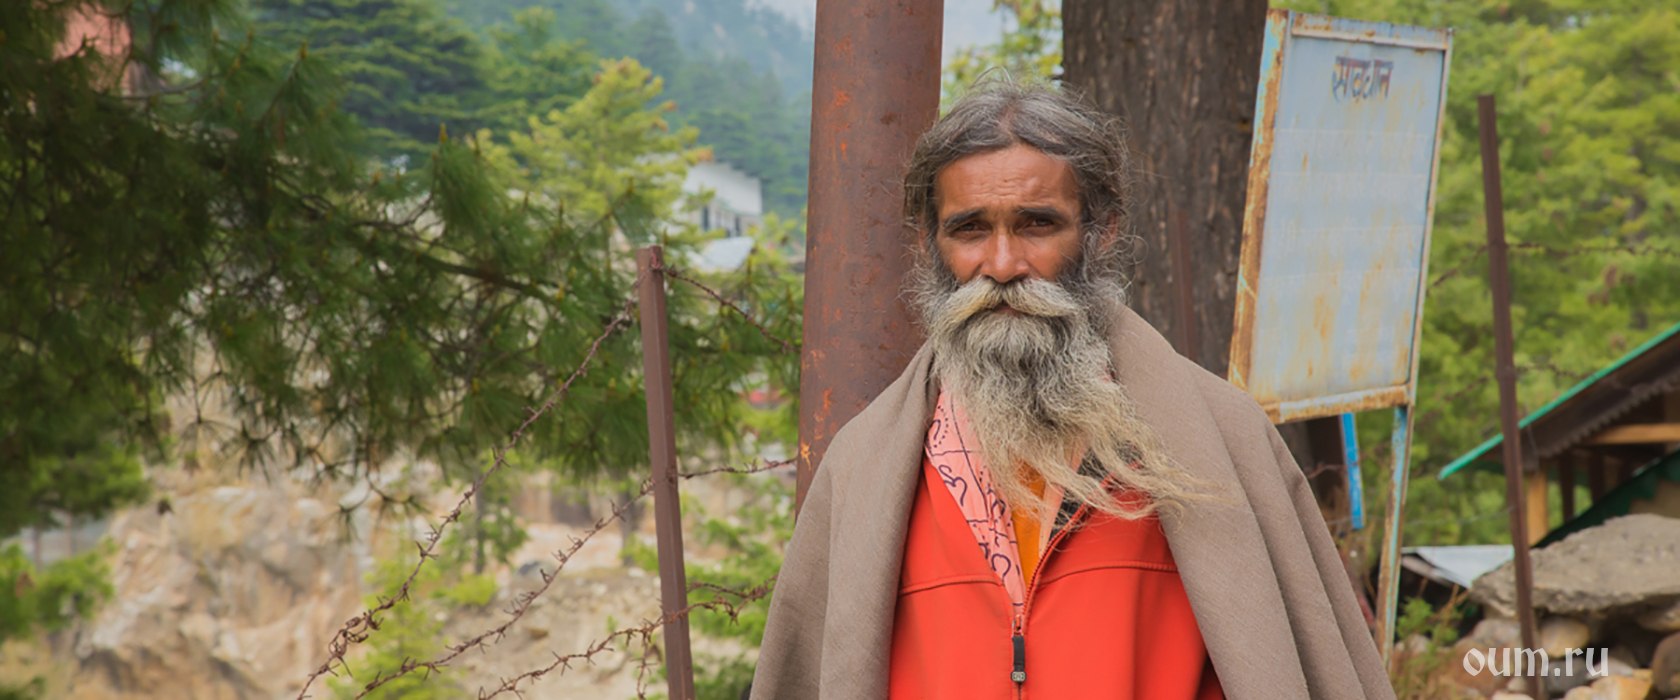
[1438, 319, 1680, 479]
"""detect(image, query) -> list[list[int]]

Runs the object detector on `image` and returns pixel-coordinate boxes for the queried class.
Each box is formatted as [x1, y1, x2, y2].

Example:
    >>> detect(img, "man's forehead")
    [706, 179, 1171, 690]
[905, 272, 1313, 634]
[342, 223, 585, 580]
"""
[933, 145, 1079, 214]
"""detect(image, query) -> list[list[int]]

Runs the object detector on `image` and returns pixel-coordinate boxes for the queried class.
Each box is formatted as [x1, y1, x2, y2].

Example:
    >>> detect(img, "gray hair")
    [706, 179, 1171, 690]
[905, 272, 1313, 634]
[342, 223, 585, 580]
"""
[902, 80, 1135, 260]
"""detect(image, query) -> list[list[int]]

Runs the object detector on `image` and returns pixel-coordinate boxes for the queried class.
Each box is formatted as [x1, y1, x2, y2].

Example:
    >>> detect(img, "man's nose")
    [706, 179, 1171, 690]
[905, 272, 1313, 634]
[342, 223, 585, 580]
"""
[978, 231, 1031, 285]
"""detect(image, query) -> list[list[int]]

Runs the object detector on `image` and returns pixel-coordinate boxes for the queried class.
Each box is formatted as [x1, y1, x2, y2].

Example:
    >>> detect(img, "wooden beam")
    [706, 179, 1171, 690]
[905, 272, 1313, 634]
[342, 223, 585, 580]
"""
[1584, 423, 1680, 446]
[1525, 466, 1549, 546]
[1588, 451, 1608, 501]
[1559, 458, 1576, 521]
[1664, 390, 1680, 451]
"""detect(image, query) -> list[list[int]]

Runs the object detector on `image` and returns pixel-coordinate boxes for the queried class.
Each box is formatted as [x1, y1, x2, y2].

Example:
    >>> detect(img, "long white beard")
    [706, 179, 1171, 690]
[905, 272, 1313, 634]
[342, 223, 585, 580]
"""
[910, 265, 1194, 521]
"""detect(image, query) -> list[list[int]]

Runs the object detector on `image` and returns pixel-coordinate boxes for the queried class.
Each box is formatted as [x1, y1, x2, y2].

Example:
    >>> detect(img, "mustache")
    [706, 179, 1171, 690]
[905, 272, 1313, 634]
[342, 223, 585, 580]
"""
[927, 277, 1086, 335]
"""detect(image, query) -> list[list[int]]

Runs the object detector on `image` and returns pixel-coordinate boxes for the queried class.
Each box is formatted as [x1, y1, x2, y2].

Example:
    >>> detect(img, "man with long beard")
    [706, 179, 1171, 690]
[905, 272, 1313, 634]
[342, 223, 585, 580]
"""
[750, 83, 1393, 699]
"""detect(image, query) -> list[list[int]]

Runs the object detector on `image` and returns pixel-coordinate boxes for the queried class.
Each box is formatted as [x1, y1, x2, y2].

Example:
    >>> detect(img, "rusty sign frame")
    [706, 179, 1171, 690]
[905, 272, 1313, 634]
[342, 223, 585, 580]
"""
[1228, 10, 1453, 424]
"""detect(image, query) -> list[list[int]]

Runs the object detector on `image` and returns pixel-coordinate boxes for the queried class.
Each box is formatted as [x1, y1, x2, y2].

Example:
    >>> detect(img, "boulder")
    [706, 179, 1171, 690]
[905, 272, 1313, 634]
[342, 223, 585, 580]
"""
[1468, 618, 1527, 649]
[1545, 649, 1610, 696]
[1449, 641, 1506, 696]
[1579, 672, 1653, 700]
[1654, 631, 1680, 697]
[1639, 597, 1680, 634]
[1543, 616, 1594, 657]
[1612, 626, 1667, 668]
[1473, 514, 1680, 619]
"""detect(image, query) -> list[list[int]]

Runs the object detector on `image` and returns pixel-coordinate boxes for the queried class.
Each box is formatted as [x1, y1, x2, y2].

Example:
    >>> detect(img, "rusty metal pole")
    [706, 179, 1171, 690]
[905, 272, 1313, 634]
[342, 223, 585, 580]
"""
[1478, 95, 1545, 700]
[636, 246, 695, 700]
[798, 0, 944, 510]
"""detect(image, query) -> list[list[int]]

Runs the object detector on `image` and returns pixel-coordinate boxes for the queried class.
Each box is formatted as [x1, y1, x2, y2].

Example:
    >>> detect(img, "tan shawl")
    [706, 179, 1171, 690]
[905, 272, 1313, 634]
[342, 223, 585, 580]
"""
[750, 304, 1394, 699]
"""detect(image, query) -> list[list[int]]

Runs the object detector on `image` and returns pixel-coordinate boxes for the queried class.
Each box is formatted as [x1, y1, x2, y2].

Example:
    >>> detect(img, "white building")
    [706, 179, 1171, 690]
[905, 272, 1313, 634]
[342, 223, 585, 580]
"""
[681, 160, 765, 271]
[683, 160, 764, 238]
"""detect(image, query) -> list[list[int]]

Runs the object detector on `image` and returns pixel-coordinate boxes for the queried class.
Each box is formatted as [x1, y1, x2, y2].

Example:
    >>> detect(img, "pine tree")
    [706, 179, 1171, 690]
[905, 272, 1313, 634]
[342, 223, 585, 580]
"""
[476, 7, 597, 135]
[1, 0, 800, 654]
[250, 0, 494, 159]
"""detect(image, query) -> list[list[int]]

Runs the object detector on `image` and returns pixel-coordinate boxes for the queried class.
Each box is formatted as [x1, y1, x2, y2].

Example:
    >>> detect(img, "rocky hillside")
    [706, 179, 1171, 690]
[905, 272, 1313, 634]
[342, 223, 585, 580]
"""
[2, 463, 774, 698]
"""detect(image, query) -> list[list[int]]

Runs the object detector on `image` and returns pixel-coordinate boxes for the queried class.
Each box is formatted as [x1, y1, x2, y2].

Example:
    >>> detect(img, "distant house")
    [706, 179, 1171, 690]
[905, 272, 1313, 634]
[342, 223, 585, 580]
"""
[1439, 319, 1680, 544]
[683, 160, 763, 238]
[681, 161, 764, 272]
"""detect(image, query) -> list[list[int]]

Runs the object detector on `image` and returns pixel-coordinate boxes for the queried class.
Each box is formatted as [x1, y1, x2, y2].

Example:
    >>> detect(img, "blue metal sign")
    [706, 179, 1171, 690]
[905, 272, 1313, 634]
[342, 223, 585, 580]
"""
[1229, 11, 1452, 424]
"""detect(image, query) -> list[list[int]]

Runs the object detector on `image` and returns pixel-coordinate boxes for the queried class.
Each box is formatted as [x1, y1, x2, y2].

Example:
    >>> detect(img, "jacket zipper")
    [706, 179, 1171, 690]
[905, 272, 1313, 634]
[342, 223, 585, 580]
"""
[1010, 499, 1094, 698]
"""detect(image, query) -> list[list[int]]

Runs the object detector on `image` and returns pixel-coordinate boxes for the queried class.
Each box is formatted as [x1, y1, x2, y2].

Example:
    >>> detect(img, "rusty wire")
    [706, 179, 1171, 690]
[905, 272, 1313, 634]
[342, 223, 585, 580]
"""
[296, 287, 643, 700]
[660, 262, 800, 354]
[337, 459, 787, 699]
[297, 256, 802, 698]
[475, 577, 778, 699]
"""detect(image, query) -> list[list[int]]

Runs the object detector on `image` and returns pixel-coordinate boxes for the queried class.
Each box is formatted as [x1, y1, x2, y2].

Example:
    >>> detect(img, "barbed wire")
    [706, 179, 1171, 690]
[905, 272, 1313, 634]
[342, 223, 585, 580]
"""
[297, 253, 804, 697]
[660, 262, 800, 354]
[337, 456, 796, 694]
[476, 577, 777, 700]
[309, 232, 1666, 695]
[297, 286, 644, 700]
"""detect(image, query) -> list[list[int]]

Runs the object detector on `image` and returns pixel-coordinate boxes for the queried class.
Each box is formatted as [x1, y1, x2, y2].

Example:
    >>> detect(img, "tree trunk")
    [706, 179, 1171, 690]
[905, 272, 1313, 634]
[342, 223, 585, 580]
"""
[1063, 0, 1341, 490]
[1062, 0, 1267, 378]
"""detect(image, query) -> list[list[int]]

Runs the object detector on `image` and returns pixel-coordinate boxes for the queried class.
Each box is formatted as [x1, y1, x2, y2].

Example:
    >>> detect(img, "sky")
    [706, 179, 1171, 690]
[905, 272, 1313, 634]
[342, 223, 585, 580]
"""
[747, 0, 1014, 61]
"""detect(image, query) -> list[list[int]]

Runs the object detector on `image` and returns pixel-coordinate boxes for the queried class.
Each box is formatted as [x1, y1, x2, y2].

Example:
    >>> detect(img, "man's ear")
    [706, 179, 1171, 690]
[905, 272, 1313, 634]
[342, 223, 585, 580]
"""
[1094, 213, 1123, 256]
[914, 227, 936, 261]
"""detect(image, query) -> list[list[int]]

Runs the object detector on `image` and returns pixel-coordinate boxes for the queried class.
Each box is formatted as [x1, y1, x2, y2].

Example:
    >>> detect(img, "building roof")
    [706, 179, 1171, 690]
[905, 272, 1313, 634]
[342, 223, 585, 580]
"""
[1438, 319, 1680, 479]
[1536, 448, 1680, 547]
[1401, 545, 1513, 589]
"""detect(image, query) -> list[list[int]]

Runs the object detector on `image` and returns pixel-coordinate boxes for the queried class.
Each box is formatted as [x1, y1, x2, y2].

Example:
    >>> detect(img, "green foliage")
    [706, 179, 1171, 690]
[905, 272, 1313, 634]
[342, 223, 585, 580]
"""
[0, 679, 44, 700]
[486, 58, 702, 241]
[1389, 596, 1466, 699]
[475, 8, 597, 135]
[1273, 0, 1680, 544]
[0, 543, 116, 697]
[0, 545, 114, 642]
[330, 544, 475, 700]
[968, 0, 1680, 544]
[454, 456, 530, 573]
[943, 0, 1062, 104]
[4, 0, 800, 647]
[440, 0, 814, 219]
[619, 0, 814, 101]
[625, 471, 794, 700]
[251, 0, 493, 159]
[436, 571, 499, 608]
[664, 54, 811, 219]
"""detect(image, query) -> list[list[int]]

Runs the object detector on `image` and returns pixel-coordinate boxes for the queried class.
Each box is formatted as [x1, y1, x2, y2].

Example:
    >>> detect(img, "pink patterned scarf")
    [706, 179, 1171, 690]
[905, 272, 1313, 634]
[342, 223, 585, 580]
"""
[923, 390, 1065, 611]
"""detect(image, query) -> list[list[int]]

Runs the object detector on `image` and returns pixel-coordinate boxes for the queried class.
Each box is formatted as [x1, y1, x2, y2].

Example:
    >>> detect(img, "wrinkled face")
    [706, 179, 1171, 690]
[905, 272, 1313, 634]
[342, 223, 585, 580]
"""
[932, 143, 1084, 292]
[912, 144, 1171, 521]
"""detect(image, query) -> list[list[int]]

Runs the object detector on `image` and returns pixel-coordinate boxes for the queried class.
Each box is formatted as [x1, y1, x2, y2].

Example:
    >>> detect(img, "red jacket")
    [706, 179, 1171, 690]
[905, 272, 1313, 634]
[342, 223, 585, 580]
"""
[889, 457, 1225, 699]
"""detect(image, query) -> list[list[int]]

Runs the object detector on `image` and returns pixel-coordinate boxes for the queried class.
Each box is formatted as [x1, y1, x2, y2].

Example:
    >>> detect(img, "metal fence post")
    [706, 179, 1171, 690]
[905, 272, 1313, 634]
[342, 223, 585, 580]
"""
[636, 246, 695, 700]
[1478, 94, 1545, 700]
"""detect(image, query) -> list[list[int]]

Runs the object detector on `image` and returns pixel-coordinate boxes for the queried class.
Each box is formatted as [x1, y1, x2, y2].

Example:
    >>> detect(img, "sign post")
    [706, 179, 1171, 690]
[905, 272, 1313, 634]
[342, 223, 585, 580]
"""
[1231, 10, 1453, 662]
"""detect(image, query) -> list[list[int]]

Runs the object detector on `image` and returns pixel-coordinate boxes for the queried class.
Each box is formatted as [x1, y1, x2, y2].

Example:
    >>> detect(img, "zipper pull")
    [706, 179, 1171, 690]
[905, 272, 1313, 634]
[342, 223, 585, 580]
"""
[1011, 632, 1026, 684]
